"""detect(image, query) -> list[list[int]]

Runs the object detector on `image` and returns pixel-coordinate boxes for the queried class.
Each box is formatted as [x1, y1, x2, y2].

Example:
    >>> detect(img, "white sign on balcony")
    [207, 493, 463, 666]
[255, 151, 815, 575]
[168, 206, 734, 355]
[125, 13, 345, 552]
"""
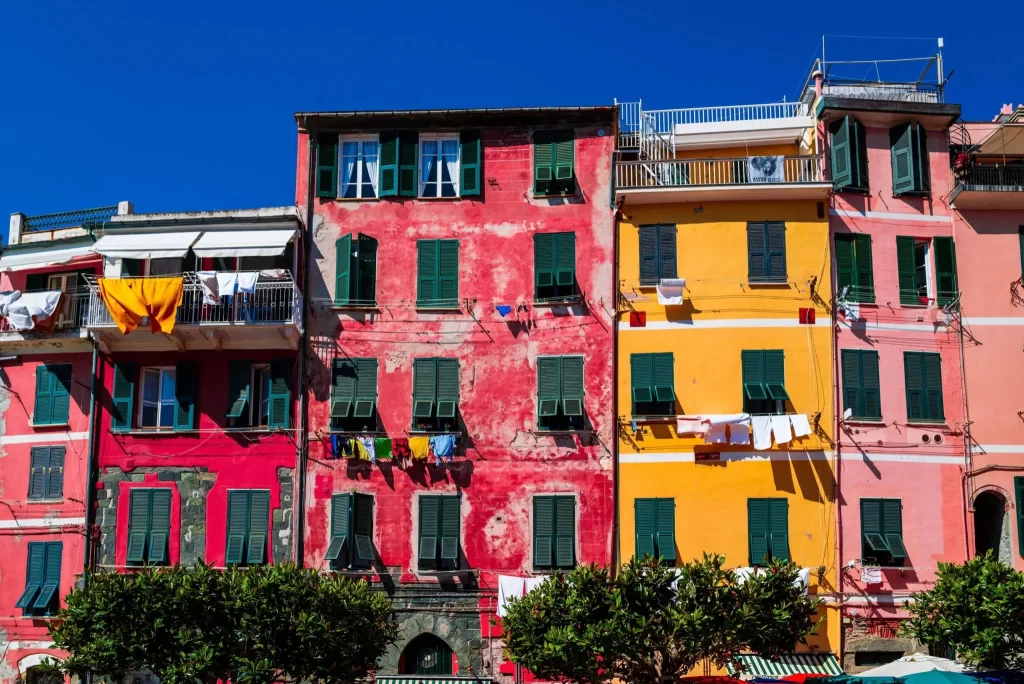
[748, 156, 785, 183]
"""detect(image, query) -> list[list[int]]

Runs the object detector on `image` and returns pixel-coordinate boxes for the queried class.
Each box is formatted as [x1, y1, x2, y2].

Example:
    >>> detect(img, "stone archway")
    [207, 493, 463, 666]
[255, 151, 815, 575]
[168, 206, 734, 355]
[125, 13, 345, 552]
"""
[376, 612, 476, 675]
[17, 655, 65, 684]
[400, 634, 454, 675]
[974, 490, 1011, 565]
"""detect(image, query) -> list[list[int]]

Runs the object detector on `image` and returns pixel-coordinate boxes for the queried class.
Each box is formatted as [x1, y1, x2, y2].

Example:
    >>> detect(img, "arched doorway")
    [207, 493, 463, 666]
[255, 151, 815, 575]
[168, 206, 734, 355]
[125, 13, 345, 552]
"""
[400, 634, 453, 675]
[974, 490, 1010, 564]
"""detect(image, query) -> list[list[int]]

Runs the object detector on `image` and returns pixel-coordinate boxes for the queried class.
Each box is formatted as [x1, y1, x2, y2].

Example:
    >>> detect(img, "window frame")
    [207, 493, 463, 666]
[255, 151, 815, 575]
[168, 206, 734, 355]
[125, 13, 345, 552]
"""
[338, 134, 380, 200]
[326, 492, 374, 570]
[903, 351, 945, 423]
[633, 497, 677, 566]
[840, 349, 882, 421]
[330, 357, 379, 433]
[860, 497, 908, 566]
[138, 367, 177, 430]
[532, 494, 577, 570]
[224, 489, 271, 567]
[536, 354, 585, 431]
[28, 446, 65, 500]
[629, 352, 675, 418]
[411, 357, 460, 432]
[15, 541, 61, 617]
[741, 350, 788, 415]
[417, 494, 461, 571]
[533, 231, 578, 302]
[834, 234, 875, 304]
[126, 487, 173, 566]
[418, 132, 460, 199]
[746, 221, 788, 284]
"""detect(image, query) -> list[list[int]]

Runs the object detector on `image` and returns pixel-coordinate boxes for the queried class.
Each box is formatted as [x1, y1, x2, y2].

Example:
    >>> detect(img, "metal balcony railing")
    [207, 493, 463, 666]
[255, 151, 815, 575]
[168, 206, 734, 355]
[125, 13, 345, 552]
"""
[615, 154, 824, 190]
[819, 82, 940, 104]
[24, 206, 119, 232]
[0, 291, 90, 334]
[955, 164, 1024, 190]
[617, 101, 809, 150]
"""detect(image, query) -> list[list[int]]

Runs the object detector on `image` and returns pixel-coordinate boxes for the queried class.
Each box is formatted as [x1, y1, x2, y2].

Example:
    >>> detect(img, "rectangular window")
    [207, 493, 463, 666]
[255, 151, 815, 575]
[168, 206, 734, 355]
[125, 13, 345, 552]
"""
[225, 490, 270, 566]
[533, 232, 577, 302]
[420, 134, 460, 198]
[33, 364, 71, 426]
[126, 488, 172, 565]
[747, 498, 790, 565]
[633, 498, 676, 565]
[741, 350, 788, 415]
[895, 236, 931, 305]
[534, 129, 575, 196]
[841, 350, 882, 420]
[28, 446, 65, 500]
[630, 353, 674, 417]
[638, 225, 677, 286]
[325, 492, 374, 570]
[334, 233, 378, 306]
[139, 368, 176, 429]
[339, 136, 379, 199]
[536, 356, 585, 431]
[904, 352, 944, 423]
[418, 495, 460, 570]
[533, 495, 576, 570]
[891, 122, 930, 195]
[747, 222, 787, 284]
[861, 498, 908, 566]
[331, 357, 378, 432]
[416, 239, 459, 308]
[412, 358, 460, 431]
[225, 361, 289, 430]
[834, 234, 875, 303]
[15, 542, 61, 617]
[829, 115, 869, 192]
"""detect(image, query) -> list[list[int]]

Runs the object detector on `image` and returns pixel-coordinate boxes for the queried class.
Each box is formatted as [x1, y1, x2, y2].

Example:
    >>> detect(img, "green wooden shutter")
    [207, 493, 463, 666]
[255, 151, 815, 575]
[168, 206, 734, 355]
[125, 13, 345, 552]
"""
[28, 447, 48, 499]
[398, 131, 418, 197]
[748, 498, 770, 566]
[33, 365, 54, 426]
[417, 240, 439, 307]
[553, 132, 575, 193]
[174, 361, 196, 431]
[149, 489, 172, 564]
[630, 353, 654, 406]
[657, 225, 677, 281]
[326, 493, 350, 562]
[15, 543, 45, 610]
[127, 489, 150, 563]
[854, 234, 875, 303]
[835, 237, 856, 299]
[316, 134, 338, 199]
[561, 356, 584, 417]
[110, 363, 134, 433]
[764, 350, 788, 401]
[741, 350, 767, 409]
[534, 233, 555, 293]
[440, 496, 460, 561]
[533, 496, 554, 567]
[335, 234, 352, 305]
[554, 496, 575, 568]
[45, 446, 65, 499]
[412, 358, 437, 419]
[766, 223, 787, 283]
[555, 232, 576, 288]
[651, 352, 674, 404]
[830, 117, 853, 190]
[882, 499, 908, 559]
[436, 358, 460, 419]
[268, 359, 291, 429]
[438, 239, 459, 307]
[460, 130, 481, 197]
[933, 237, 958, 306]
[861, 350, 881, 419]
[48, 364, 71, 425]
[922, 353, 944, 421]
[896, 236, 919, 305]
[1015, 477, 1024, 557]
[841, 350, 862, 419]
[246, 491, 270, 565]
[861, 499, 886, 556]
[891, 124, 916, 195]
[226, 361, 251, 419]
[537, 357, 561, 418]
[379, 132, 400, 197]
[225, 491, 249, 564]
[355, 234, 377, 305]
[852, 118, 869, 188]
[418, 496, 439, 566]
[634, 498, 656, 559]
[655, 498, 676, 563]
[533, 132, 555, 195]
[912, 123, 931, 192]
[904, 352, 925, 421]
[639, 225, 659, 285]
[353, 493, 374, 563]
[768, 499, 790, 562]
[747, 223, 767, 282]
[353, 358, 378, 418]
[331, 359, 357, 419]
[34, 542, 62, 613]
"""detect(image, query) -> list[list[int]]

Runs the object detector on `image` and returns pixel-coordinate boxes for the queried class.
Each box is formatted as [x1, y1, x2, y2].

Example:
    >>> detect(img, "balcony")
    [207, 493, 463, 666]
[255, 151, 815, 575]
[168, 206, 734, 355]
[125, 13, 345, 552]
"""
[949, 164, 1024, 209]
[614, 154, 830, 204]
[0, 291, 92, 351]
[86, 273, 302, 352]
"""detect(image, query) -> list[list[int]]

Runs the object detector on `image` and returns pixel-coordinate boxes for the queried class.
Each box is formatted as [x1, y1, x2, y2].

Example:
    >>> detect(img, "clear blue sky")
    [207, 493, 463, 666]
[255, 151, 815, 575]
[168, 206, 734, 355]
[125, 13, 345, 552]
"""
[1, 0, 1021, 243]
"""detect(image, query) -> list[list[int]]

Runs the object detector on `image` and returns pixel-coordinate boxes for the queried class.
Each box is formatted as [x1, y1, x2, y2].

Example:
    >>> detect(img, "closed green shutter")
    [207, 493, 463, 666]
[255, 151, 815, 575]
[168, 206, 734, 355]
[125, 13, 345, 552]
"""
[862, 350, 881, 419]
[933, 237, 958, 306]
[534, 496, 554, 567]
[268, 359, 291, 429]
[440, 496, 460, 561]
[28, 447, 48, 500]
[331, 359, 357, 419]
[747, 223, 767, 282]
[768, 499, 790, 563]
[15, 543, 46, 610]
[1016, 477, 1024, 557]
[460, 130, 481, 197]
[834, 236, 856, 299]
[418, 496, 439, 567]
[438, 240, 459, 307]
[658, 225, 677, 282]
[896, 236, 919, 305]
[436, 358, 460, 419]
[412, 358, 437, 419]
[843, 350, 881, 420]
[854, 234, 875, 303]
[326, 493, 350, 563]
[534, 130, 574, 195]
[149, 489, 172, 564]
[652, 352, 674, 403]
[49, 364, 71, 425]
[537, 357, 561, 418]
[922, 353, 944, 421]
[353, 493, 374, 564]
[766, 223, 787, 283]
[355, 234, 378, 306]
[554, 133, 574, 192]
[748, 498, 770, 566]
[353, 358, 378, 418]
[34, 542, 62, 613]
[33, 365, 53, 426]
[45, 446, 64, 499]
[534, 134, 554, 194]
[631, 353, 654, 405]
[316, 134, 338, 199]
[111, 363, 135, 433]
[554, 496, 575, 568]
[379, 132, 400, 197]
[861, 499, 885, 556]
[634, 498, 656, 560]
[830, 116, 853, 190]
[246, 491, 269, 565]
[417, 240, 438, 307]
[335, 234, 352, 305]
[655, 498, 676, 563]
[225, 491, 249, 565]
[556, 232, 576, 289]
[398, 131, 418, 197]
[226, 361, 251, 419]
[891, 124, 916, 195]
[841, 350, 862, 419]
[904, 352, 925, 421]
[561, 356, 584, 417]
[127, 489, 150, 563]
[174, 361, 196, 431]
[534, 233, 555, 292]
[764, 350, 788, 401]
[639, 225, 659, 285]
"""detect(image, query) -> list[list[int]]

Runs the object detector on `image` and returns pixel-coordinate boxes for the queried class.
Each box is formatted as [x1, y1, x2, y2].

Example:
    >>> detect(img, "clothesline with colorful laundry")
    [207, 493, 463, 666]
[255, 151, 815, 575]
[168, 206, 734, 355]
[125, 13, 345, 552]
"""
[327, 433, 458, 466]
[195, 271, 260, 305]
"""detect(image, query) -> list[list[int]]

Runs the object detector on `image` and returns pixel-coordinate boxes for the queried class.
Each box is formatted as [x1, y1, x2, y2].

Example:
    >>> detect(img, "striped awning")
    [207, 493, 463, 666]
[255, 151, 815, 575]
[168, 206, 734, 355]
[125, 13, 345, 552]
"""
[726, 653, 843, 678]
[376, 677, 496, 684]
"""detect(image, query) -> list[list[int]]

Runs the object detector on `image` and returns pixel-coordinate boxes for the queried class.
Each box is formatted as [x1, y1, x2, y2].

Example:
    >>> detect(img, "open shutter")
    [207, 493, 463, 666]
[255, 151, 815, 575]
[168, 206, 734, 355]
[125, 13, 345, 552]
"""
[1016, 477, 1024, 558]
[127, 489, 150, 563]
[923, 353, 944, 421]
[766, 223, 787, 283]
[534, 233, 555, 291]
[634, 499, 656, 559]
[830, 116, 853, 190]
[560, 356, 584, 417]
[355, 234, 377, 306]
[437, 240, 459, 307]
[861, 499, 887, 555]
[353, 493, 374, 563]
[418, 496, 439, 565]
[748, 498, 770, 565]
[149, 489, 171, 563]
[853, 119, 869, 188]
[747, 223, 767, 282]
[933, 237, 958, 306]
[764, 350, 788, 401]
[110, 363, 135, 433]
[651, 352, 674, 404]
[225, 491, 249, 564]
[862, 351, 881, 419]
[891, 124, 916, 195]
[16, 543, 45, 610]
[896, 236, 918, 305]
[225, 361, 251, 419]
[33, 365, 53, 426]
[412, 358, 437, 419]
[657, 225, 677, 281]
[174, 361, 196, 431]
[841, 350, 862, 419]
[834, 237, 856, 299]
[460, 130, 481, 197]
[630, 354, 654, 405]
[416, 240, 439, 307]
[883, 499, 908, 559]
[353, 358, 378, 419]
[398, 131, 418, 197]
[439, 496, 460, 561]
[537, 357, 561, 418]
[246, 490, 269, 565]
[331, 359, 357, 419]
[655, 498, 676, 563]
[28, 447, 48, 499]
[555, 232, 576, 288]
[316, 134, 338, 199]
[34, 542, 62, 613]
[741, 350, 768, 407]
[435, 358, 460, 419]
[768, 499, 790, 562]
[378, 132, 399, 197]
[855, 234, 875, 303]
[534, 496, 554, 567]
[639, 225, 659, 286]
[326, 493, 350, 562]
[912, 123, 931, 192]
[553, 131, 575, 192]
[45, 447, 65, 499]
[268, 359, 291, 429]
[533, 132, 555, 194]
[334, 234, 352, 305]
[554, 496, 575, 568]
[904, 353, 925, 421]
[49, 365, 71, 425]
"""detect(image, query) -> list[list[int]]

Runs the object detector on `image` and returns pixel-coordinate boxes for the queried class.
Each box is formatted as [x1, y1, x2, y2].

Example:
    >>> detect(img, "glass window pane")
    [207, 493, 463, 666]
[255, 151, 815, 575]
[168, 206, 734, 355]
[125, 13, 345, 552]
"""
[159, 401, 175, 428]
[142, 371, 160, 403]
[160, 370, 176, 401]
[149, 258, 181, 276]
[142, 405, 157, 427]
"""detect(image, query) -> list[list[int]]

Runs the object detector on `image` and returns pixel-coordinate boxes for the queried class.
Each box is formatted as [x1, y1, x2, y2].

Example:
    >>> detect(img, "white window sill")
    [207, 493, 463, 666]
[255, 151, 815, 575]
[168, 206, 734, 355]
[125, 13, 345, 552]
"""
[26, 499, 64, 505]
[30, 422, 70, 429]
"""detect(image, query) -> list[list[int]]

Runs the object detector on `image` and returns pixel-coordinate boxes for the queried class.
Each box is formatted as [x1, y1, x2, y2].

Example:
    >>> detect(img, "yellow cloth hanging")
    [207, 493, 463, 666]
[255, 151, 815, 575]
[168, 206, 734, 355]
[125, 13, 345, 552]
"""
[353, 439, 370, 461]
[408, 436, 431, 460]
[98, 277, 184, 334]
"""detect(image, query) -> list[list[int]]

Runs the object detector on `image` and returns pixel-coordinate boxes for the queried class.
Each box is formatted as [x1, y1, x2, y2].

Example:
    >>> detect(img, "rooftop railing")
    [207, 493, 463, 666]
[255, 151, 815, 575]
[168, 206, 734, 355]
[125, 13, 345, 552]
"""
[817, 81, 941, 104]
[24, 206, 119, 232]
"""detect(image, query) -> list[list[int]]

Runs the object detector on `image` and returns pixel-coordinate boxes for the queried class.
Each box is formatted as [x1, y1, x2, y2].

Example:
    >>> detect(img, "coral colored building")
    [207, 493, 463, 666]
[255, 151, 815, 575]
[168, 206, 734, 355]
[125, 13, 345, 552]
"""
[809, 70, 968, 669]
[294, 107, 616, 677]
[948, 104, 1024, 567]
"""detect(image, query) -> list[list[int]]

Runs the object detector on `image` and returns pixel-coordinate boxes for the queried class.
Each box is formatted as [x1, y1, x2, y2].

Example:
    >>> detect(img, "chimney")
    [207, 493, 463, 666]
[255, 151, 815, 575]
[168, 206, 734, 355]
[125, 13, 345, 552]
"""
[8, 213, 24, 246]
[813, 69, 824, 97]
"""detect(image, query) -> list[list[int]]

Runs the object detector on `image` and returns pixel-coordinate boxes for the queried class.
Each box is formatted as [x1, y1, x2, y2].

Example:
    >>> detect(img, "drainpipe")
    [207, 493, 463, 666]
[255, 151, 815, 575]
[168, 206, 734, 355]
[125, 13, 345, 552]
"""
[81, 342, 99, 586]
[295, 125, 316, 566]
[610, 149, 620, 573]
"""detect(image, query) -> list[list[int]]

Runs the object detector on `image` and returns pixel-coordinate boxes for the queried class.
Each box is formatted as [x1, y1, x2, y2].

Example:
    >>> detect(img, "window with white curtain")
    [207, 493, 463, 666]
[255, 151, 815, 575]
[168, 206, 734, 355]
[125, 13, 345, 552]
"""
[140, 367, 176, 429]
[339, 136, 379, 199]
[419, 134, 459, 198]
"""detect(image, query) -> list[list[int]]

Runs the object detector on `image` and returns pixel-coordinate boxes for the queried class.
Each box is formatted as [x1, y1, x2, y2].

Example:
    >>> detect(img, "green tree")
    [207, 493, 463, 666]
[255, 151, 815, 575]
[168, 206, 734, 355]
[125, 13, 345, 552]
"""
[48, 563, 397, 684]
[902, 553, 1024, 669]
[502, 555, 818, 684]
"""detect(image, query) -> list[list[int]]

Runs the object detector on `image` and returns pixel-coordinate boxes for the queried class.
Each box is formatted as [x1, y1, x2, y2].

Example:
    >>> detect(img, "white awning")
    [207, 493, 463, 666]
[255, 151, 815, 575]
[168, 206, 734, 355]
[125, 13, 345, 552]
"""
[91, 232, 201, 259]
[0, 243, 97, 272]
[191, 229, 296, 258]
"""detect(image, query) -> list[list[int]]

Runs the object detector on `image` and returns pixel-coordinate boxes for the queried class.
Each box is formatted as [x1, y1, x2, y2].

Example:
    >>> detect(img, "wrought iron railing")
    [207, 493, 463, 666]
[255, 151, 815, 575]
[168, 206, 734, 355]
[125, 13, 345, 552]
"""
[24, 206, 119, 232]
[955, 164, 1024, 190]
[615, 154, 824, 189]
[0, 291, 90, 334]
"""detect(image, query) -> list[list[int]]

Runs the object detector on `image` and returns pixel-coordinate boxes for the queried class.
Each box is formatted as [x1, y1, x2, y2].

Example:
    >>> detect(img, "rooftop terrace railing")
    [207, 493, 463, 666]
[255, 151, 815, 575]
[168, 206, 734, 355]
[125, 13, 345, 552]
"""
[24, 206, 120, 232]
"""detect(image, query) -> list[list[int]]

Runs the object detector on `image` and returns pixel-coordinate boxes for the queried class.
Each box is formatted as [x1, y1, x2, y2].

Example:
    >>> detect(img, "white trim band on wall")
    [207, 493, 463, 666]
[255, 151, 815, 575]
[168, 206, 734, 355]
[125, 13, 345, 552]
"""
[619, 450, 833, 464]
[0, 517, 86, 530]
[619, 318, 832, 331]
[831, 208, 952, 223]
[0, 431, 89, 446]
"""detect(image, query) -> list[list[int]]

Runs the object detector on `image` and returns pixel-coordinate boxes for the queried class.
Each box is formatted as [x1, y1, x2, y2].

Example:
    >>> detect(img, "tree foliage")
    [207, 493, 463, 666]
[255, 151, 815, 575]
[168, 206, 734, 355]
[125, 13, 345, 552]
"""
[502, 555, 818, 684]
[902, 553, 1024, 669]
[48, 563, 397, 684]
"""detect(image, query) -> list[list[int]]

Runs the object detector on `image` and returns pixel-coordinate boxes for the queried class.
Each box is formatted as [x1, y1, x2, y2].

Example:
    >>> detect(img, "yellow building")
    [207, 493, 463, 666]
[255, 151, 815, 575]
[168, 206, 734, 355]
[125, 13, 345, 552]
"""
[614, 102, 840, 674]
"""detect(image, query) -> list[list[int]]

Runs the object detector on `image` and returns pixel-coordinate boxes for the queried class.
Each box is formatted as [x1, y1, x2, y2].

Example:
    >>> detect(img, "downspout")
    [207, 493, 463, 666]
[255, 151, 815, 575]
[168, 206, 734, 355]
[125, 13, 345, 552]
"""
[82, 341, 99, 586]
[610, 148, 620, 573]
[295, 124, 316, 566]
